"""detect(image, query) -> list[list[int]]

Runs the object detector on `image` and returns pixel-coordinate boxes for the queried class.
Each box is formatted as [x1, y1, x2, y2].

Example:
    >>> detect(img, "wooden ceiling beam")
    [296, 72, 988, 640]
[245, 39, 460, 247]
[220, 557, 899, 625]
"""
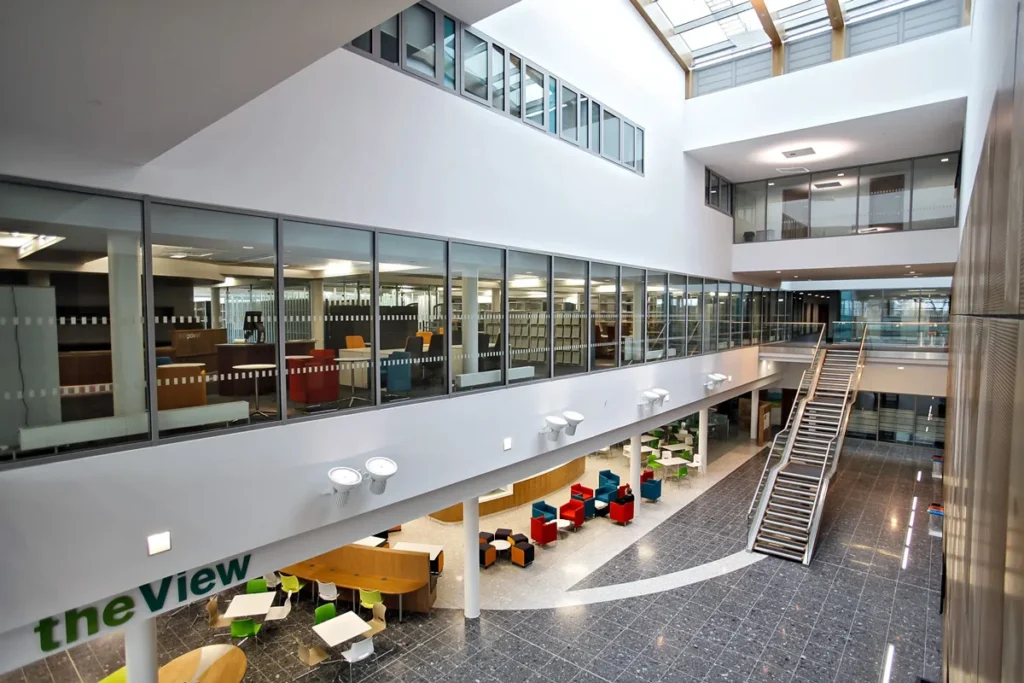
[824, 0, 846, 30]
[630, 0, 693, 73]
[750, 0, 785, 47]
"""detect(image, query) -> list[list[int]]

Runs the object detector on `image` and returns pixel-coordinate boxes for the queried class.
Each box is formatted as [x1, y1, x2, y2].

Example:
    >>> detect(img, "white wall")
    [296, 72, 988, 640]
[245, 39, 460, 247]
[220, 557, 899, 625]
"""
[681, 27, 970, 151]
[776, 360, 947, 396]
[732, 227, 961, 274]
[0, 0, 734, 282]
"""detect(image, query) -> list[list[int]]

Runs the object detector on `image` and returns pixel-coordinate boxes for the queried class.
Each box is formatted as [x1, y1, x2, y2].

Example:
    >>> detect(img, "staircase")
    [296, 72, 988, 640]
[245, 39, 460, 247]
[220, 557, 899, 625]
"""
[748, 336, 866, 564]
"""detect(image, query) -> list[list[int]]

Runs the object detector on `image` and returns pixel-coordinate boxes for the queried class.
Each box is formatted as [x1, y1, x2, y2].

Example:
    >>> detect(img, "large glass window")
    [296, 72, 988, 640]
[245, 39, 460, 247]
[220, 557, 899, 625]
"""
[912, 153, 959, 230]
[636, 128, 645, 174]
[377, 234, 446, 403]
[590, 263, 618, 369]
[740, 284, 751, 346]
[491, 45, 505, 111]
[717, 282, 731, 350]
[750, 286, 761, 344]
[380, 15, 400, 64]
[734, 181, 767, 242]
[0, 182, 150, 458]
[352, 30, 372, 54]
[729, 283, 742, 348]
[879, 393, 915, 443]
[524, 65, 544, 127]
[151, 204, 278, 434]
[509, 54, 522, 118]
[282, 220, 373, 416]
[768, 176, 810, 240]
[590, 103, 601, 154]
[451, 243, 504, 392]
[915, 396, 946, 447]
[508, 251, 550, 382]
[553, 257, 587, 377]
[623, 122, 636, 168]
[462, 30, 488, 101]
[547, 76, 558, 134]
[848, 391, 878, 440]
[579, 96, 590, 147]
[404, 4, 436, 79]
[686, 277, 703, 355]
[603, 110, 621, 161]
[645, 271, 667, 361]
[810, 168, 857, 237]
[561, 86, 578, 142]
[667, 274, 686, 359]
[620, 267, 644, 365]
[443, 17, 456, 89]
[858, 160, 911, 233]
[702, 279, 717, 352]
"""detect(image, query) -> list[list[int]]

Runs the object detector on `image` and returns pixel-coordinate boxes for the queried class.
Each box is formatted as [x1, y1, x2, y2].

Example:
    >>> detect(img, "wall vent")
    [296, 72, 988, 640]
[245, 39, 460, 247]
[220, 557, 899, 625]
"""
[775, 166, 810, 173]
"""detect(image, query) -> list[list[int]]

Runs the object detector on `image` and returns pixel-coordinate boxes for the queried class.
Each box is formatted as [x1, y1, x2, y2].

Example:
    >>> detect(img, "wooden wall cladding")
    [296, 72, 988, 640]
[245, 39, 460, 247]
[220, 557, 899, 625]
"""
[428, 457, 586, 522]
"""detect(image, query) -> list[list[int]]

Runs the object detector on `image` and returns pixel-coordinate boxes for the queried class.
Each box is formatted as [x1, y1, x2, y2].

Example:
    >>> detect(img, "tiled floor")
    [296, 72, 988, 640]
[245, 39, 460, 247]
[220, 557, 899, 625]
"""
[5, 438, 943, 683]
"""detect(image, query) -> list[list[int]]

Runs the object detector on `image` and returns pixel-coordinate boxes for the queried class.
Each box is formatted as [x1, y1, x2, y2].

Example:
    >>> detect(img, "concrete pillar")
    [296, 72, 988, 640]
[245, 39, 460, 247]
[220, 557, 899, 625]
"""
[463, 276, 479, 373]
[310, 279, 325, 349]
[629, 434, 642, 510]
[124, 616, 158, 683]
[698, 407, 709, 471]
[210, 286, 222, 330]
[107, 233, 146, 415]
[463, 497, 480, 619]
[750, 390, 759, 440]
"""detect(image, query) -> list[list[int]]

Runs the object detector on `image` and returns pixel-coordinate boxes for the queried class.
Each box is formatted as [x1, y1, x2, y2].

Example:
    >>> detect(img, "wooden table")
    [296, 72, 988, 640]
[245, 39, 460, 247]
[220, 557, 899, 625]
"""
[351, 536, 387, 547]
[281, 558, 426, 622]
[120, 644, 247, 683]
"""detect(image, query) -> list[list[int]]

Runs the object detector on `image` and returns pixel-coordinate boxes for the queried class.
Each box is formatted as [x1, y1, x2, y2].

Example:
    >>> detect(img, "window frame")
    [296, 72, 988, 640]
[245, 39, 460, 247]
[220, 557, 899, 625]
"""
[705, 169, 733, 216]
[460, 26, 491, 104]
[400, 2, 440, 83]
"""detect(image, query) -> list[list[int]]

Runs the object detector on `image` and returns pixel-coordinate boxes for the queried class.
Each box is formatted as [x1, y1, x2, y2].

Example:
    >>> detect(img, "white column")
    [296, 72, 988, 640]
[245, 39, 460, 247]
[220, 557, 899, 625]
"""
[210, 286, 222, 330]
[698, 408, 709, 471]
[750, 390, 759, 440]
[310, 279, 325, 349]
[463, 275, 479, 374]
[629, 434, 642, 509]
[107, 233, 146, 416]
[463, 497, 480, 619]
[124, 616, 158, 683]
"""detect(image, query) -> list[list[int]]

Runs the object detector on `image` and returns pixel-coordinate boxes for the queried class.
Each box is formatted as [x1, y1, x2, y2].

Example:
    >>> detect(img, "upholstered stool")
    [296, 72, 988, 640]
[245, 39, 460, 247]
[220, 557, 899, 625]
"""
[511, 541, 534, 567]
[510, 533, 528, 545]
[494, 528, 513, 542]
[479, 531, 495, 543]
[479, 540, 496, 568]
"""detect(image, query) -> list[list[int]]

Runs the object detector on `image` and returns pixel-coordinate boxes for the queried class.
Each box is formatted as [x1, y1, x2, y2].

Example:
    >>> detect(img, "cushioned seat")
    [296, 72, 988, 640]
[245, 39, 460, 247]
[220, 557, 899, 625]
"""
[531, 515, 556, 545]
[640, 477, 662, 502]
[495, 528, 512, 542]
[479, 531, 495, 543]
[479, 540, 496, 568]
[531, 501, 557, 522]
[610, 493, 635, 525]
[560, 499, 585, 528]
[598, 470, 620, 489]
[510, 533, 528, 545]
[570, 483, 596, 519]
[511, 541, 534, 567]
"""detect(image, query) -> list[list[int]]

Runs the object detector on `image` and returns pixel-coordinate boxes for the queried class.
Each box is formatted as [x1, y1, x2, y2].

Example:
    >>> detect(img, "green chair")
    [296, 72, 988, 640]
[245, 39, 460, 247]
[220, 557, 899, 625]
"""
[646, 454, 663, 475]
[651, 429, 664, 439]
[280, 574, 307, 603]
[676, 464, 690, 485]
[231, 618, 261, 645]
[246, 578, 268, 594]
[314, 603, 336, 625]
[359, 589, 384, 617]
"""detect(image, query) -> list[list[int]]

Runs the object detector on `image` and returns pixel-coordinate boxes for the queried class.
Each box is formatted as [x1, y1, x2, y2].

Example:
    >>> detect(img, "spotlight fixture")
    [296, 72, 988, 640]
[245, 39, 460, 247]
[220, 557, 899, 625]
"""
[705, 373, 728, 391]
[639, 390, 660, 406]
[652, 388, 670, 405]
[541, 415, 568, 441]
[328, 466, 363, 505]
[365, 457, 398, 495]
[563, 411, 585, 436]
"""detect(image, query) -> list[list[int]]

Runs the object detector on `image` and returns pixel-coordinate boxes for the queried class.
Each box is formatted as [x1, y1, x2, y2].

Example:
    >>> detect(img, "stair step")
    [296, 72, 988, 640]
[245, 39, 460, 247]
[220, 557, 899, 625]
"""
[772, 493, 814, 506]
[759, 517, 808, 532]
[766, 509, 811, 523]
[760, 525, 809, 542]
[779, 470, 819, 482]
[769, 501, 814, 515]
[756, 535, 806, 552]
[754, 543, 805, 562]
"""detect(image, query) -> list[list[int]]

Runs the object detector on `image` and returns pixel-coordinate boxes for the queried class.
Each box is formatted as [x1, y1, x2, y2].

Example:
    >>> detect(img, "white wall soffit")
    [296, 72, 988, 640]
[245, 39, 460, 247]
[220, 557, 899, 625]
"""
[781, 276, 953, 291]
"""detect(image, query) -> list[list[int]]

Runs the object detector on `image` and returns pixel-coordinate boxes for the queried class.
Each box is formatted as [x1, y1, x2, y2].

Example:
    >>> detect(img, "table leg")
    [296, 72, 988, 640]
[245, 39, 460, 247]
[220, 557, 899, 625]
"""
[399, 594, 403, 623]
[347, 361, 370, 407]
[251, 371, 270, 418]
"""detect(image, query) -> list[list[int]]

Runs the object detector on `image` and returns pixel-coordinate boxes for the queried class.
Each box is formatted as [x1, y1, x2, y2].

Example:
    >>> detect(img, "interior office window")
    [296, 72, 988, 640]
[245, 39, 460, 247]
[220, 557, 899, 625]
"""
[462, 30, 488, 101]
[878, 393, 915, 443]
[590, 262, 618, 369]
[718, 282, 731, 350]
[579, 95, 589, 147]
[750, 286, 762, 344]
[686, 277, 702, 355]
[553, 257, 587, 376]
[377, 233, 447, 403]
[508, 251, 550, 383]
[767, 290, 779, 342]
[636, 128, 644, 173]
[590, 103, 601, 153]
[491, 45, 505, 110]
[912, 153, 959, 230]
[150, 204, 278, 435]
[404, 4, 436, 79]
[380, 15, 400, 64]
[352, 30, 372, 54]
[728, 283, 742, 348]
[707, 171, 720, 208]
[847, 391, 878, 440]
[561, 86, 578, 142]
[740, 284, 752, 346]
[524, 65, 544, 127]
[810, 168, 857, 237]
[667, 274, 686, 359]
[858, 160, 911, 233]
[602, 110, 621, 161]
[620, 267, 644, 365]
[281, 220, 373, 416]
[703, 279, 718, 352]
[734, 181, 767, 243]
[0, 182, 149, 460]
[509, 54, 522, 118]
[623, 122, 636, 168]
[451, 243, 504, 392]
[914, 395, 945, 446]
[767, 175, 811, 240]
[443, 17, 456, 89]
[645, 271, 666, 361]
[547, 76, 558, 134]
[721, 181, 731, 213]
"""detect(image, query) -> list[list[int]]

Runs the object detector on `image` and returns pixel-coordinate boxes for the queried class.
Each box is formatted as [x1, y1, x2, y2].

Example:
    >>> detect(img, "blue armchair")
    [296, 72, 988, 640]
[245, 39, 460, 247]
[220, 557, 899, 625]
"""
[595, 483, 618, 504]
[531, 501, 557, 522]
[599, 470, 620, 489]
[640, 477, 662, 502]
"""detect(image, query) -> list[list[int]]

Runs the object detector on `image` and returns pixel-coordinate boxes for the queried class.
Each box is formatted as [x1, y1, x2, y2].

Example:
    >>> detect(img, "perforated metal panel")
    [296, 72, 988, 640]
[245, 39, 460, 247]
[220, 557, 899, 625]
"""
[734, 51, 772, 86]
[786, 33, 832, 73]
[693, 50, 772, 96]
[847, 0, 963, 58]
[847, 13, 900, 56]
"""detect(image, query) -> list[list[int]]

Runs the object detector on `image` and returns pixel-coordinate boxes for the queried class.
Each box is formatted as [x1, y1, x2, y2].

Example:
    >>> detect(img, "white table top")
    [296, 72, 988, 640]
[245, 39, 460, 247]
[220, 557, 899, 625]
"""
[159, 362, 206, 368]
[554, 518, 573, 530]
[285, 355, 314, 360]
[491, 540, 511, 551]
[662, 443, 691, 452]
[313, 611, 371, 647]
[352, 536, 386, 547]
[657, 456, 691, 467]
[639, 434, 660, 442]
[392, 541, 444, 560]
[594, 500, 608, 510]
[223, 592, 277, 619]
[233, 363, 276, 371]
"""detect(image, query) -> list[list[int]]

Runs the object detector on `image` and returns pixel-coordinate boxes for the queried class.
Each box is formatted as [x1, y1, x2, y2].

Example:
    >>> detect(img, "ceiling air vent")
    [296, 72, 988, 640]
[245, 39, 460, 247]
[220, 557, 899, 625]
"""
[782, 147, 815, 158]
[775, 166, 810, 173]
[814, 181, 842, 189]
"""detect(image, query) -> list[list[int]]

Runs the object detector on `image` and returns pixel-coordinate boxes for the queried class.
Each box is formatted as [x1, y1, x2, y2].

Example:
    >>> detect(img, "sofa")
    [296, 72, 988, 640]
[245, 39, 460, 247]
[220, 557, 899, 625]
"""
[479, 540, 496, 568]
[560, 499, 585, 528]
[599, 470, 620, 489]
[531, 515, 557, 545]
[531, 501, 557, 522]
[610, 492, 635, 525]
[511, 542, 534, 568]
[570, 483, 596, 518]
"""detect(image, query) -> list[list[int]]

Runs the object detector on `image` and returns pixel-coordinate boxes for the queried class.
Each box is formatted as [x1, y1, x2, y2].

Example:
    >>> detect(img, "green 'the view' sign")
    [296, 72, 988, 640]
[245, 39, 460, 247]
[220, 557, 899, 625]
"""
[33, 554, 251, 653]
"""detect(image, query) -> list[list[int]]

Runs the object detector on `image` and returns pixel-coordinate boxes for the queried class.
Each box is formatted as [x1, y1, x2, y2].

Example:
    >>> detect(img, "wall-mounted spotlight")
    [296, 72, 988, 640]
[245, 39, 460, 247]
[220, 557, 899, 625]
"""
[639, 390, 660, 407]
[704, 373, 728, 391]
[563, 411, 585, 436]
[652, 388, 670, 405]
[328, 457, 399, 505]
[541, 415, 568, 441]
[328, 466, 363, 505]
[365, 457, 398, 495]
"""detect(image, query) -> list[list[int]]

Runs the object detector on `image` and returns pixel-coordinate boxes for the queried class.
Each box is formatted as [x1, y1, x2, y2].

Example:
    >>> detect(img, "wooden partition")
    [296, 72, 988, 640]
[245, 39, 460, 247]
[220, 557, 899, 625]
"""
[429, 456, 586, 522]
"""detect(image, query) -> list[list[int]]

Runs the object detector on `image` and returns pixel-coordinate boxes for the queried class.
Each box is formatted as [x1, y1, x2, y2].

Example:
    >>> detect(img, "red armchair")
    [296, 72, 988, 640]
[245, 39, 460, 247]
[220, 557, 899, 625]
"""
[560, 499, 586, 528]
[531, 515, 556, 545]
[570, 483, 596, 518]
[640, 470, 654, 483]
[610, 492, 635, 525]
[288, 349, 340, 404]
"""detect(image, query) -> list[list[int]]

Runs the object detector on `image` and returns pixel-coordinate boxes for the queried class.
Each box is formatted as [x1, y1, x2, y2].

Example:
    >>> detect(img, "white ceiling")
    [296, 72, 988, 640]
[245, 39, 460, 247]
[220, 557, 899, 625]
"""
[433, 0, 524, 23]
[735, 262, 955, 286]
[689, 98, 967, 182]
[0, 0, 414, 165]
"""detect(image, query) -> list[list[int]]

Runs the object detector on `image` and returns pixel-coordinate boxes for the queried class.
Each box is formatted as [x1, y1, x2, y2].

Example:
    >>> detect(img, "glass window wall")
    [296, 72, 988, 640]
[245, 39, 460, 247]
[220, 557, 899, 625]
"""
[508, 251, 550, 383]
[623, 122, 636, 168]
[717, 282, 731, 350]
[553, 257, 587, 376]
[590, 263, 618, 370]
[702, 279, 717, 352]
[858, 160, 912, 233]
[686, 277, 703, 356]
[750, 286, 761, 344]
[509, 54, 522, 118]
[547, 76, 558, 134]
[667, 274, 686, 359]
[768, 175, 810, 241]
[590, 103, 601, 154]
[491, 45, 505, 110]
[810, 168, 857, 237]
[451, 243, 504, 392]
[579, 96, 589, 147]
[734, 181, 767, 242]
[404, 3, 437, 79]
[912, 153, 959, 230]
[524, 65, 544, 127]
[636, 128, 644, 174]
[443, 17, 456, 88]
[561, 86, 578, 142]
[603, 110, 621, 161]
[620, 267, 644, 365]
[353, 31, 372, 54]
[462, 30, 488, 101]
[380, 15, 400, 64]
[645, 270, 667, 361]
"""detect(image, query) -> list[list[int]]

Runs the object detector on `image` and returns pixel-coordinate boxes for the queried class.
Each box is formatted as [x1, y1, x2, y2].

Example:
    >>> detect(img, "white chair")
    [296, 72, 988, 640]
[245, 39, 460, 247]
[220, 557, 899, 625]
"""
[265, 594, 292, 623]
[264, 572, 281, 591]
[317, 580, 339, 607]
[341, 637, 378, 681]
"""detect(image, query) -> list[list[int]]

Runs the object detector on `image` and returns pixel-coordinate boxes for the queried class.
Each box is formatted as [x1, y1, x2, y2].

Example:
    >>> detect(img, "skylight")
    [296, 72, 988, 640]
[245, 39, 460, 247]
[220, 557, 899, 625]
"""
[654, 0, 771, 64]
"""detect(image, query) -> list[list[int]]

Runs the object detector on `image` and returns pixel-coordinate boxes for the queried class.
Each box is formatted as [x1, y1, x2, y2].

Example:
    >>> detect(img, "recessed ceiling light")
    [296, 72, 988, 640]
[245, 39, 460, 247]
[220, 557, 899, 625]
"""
[794, 275, 799, 278]
[775, 166, 810, 174]
[909, 271, 916, 274]
[768, 182, 775, 186]
[710, 189, 717, 193]
[782, 147, 815, 159]
[242, 246, 254, 250]
[837, 173, 845, 177]
[776, 271, 781, 274]
[814, 181, 842, 189]
[941, 158, 949, 162]
[147, 531, 171, 556]
[897, 366, 905, 370]
[905, 265, 911, 268]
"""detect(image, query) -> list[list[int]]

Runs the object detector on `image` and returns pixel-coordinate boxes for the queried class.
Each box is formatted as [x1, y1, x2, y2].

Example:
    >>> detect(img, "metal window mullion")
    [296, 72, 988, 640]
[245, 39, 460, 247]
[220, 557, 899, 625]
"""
[908, 157, 915, 229]
[504, 48, 511, 115]
[445, 240, 453, 395]
[547, 255, 555, 379]
[585, 261, 592, 373]
[854, 166, 862, 229]
[615, 265, 622, 368]
[502, 249, 510, 386]
[372, 25, 381, 60]
[434, 9, 442, 83]
[371, 231, 381, 406]
[142, 198, 159, 443]
[641, 269, 648, 362]
[274, 218, 287, 420]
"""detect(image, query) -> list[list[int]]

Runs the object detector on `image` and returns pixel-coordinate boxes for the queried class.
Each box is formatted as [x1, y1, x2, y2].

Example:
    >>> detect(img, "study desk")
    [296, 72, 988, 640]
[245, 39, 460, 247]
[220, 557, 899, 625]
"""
[223, 592, 276, 619]
[313, 611, 371, 647]
[391, 542, 444, 574]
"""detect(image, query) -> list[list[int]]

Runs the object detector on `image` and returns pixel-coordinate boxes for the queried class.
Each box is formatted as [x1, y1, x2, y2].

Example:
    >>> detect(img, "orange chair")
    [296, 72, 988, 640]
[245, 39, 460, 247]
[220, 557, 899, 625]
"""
[415, 331, 432, 346]
[345, 335, 366, 349]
